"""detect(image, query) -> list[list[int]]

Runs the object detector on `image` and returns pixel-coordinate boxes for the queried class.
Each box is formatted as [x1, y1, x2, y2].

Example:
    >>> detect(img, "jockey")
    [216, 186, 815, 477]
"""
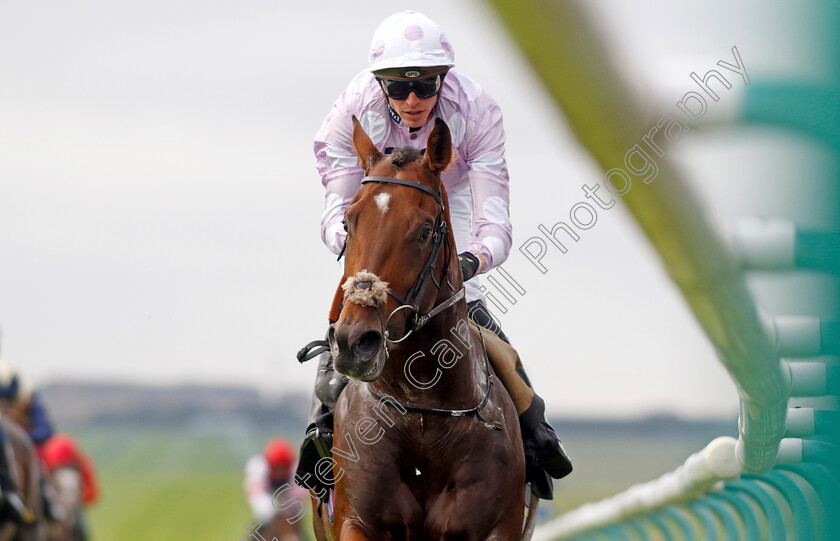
[40, 433, 99, 539]
[244, 438, 303, 535]
[0, 360, 56, 450]
[40, 434, 100, 506]
[298, 11, 571, 500]
[0, 360, 85, 522]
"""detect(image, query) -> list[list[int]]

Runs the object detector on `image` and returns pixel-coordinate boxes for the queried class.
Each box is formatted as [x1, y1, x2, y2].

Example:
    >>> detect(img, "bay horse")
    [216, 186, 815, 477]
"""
[0, 416, 43, 541]
[312, 117, 526, 540]
[257, 514, 303, 541]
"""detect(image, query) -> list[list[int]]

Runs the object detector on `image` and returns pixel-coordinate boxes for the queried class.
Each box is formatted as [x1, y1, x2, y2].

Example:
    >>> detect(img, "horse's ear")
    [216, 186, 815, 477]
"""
[351, 115, 383, 173]
[423, 118, 452, 174]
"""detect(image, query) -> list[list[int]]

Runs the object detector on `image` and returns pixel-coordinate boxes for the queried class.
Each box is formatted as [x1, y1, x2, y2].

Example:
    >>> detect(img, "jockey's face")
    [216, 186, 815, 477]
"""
[387, 92, 439, 129]
[270, 462, 291, 483]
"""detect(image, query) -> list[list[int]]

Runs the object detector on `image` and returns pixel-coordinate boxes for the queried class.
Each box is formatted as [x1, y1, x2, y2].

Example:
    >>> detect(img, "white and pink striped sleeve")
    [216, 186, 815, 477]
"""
[464, 96, 512, 272]
[314, 94, 364, 256]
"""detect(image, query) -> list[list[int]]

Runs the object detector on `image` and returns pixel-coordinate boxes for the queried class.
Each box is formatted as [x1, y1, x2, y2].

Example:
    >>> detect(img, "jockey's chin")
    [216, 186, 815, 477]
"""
[388, 94, 438, 129]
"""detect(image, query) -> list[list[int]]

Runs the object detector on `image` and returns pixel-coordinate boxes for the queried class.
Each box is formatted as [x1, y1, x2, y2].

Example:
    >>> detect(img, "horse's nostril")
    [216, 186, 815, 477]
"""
[354, 330, 382, 358]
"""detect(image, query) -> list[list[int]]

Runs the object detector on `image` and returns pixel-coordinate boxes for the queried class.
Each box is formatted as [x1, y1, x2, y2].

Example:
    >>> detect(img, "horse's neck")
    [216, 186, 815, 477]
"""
[372, 301, 485, 410]
[371, 184, 484, 408]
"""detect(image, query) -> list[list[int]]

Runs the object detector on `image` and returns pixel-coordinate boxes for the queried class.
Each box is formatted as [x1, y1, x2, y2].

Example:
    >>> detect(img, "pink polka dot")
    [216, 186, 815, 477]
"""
[440, 34, 451, 53]
[404, 25, 424, 41]
[371, 40, 385, 58]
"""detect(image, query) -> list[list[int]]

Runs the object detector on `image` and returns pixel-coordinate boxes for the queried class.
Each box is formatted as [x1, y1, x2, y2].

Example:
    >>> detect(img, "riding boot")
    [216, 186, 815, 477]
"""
[517, 368, 573, 483]
[41, 473, 67, 522]
[295, 343, 346, 500]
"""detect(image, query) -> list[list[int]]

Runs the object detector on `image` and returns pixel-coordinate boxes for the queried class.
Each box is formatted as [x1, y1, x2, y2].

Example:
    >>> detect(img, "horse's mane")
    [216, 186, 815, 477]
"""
[389, 146, 421, 169]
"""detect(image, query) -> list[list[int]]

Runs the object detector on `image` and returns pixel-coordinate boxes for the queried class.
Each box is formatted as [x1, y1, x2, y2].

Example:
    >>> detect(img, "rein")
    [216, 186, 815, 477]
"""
[358, 175, 457, 341]
[296, 174, 457, 363]
[299, 173, 500, 430]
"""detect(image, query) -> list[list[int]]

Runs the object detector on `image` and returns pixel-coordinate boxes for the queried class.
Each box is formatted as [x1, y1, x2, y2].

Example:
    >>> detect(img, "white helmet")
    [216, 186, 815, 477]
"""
[368, 11, 455, 76]
[0, 359, 31, 403]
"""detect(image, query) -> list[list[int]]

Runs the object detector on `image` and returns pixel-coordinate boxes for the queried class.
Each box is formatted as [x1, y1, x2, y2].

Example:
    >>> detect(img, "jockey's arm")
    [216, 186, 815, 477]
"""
[244, 456, 277, 523]
[317, 167, 360, 256]
[314, 92, 365, 256]
[463, 97, 513, 274]
[26, 392, 55, 445]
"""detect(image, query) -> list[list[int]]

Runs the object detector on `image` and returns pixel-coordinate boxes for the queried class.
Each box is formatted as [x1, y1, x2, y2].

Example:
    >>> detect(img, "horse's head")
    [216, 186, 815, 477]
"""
[329, 116, 454, 381]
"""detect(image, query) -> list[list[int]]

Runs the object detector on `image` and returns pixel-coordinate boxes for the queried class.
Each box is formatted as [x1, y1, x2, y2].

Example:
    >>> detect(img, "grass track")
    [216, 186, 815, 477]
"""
[69, 421, 731, 539]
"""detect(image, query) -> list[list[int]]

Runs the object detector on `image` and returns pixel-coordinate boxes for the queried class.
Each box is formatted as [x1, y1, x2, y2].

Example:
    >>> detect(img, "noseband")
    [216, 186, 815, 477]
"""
[296, 175, 499, 430]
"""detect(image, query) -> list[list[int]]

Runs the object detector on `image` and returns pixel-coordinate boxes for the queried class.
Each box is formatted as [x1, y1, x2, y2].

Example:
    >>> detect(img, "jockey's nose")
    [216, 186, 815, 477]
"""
[329, 322, 383, 366]
[405, 92, 421, 106]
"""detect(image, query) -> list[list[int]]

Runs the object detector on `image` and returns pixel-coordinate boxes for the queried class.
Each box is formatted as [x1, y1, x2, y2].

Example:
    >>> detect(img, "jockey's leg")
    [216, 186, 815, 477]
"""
[470, 319, 533, 414]
[297, 282, 351, 499]
[39, 467, 67, 523]
[296, 339, 347, 499]
[467, 300, 573, 499]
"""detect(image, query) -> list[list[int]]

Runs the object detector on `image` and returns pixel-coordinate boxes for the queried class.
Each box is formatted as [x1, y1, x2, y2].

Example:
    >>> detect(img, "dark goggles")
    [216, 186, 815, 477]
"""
[376, 73, 445, 100]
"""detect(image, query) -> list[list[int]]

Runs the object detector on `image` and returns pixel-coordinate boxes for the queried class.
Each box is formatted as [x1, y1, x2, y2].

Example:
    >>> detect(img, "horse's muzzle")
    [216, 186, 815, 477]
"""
[329, 323, 385, 381]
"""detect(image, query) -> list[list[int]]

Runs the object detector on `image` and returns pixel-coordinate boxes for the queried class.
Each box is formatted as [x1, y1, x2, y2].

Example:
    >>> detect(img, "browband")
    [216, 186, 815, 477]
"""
[361, 176, 443, 208]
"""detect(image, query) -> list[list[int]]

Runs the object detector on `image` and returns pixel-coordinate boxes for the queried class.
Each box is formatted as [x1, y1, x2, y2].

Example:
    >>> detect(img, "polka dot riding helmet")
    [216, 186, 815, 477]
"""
[369, 11, 454, 79]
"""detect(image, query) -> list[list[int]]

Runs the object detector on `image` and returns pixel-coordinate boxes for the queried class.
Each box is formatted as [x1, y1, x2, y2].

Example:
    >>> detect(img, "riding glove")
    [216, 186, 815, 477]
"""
[458, 252, 480, 282]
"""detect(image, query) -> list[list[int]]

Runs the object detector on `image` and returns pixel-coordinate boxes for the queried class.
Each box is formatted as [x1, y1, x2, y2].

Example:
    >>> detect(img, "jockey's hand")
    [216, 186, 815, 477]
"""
[458, 252, 480, 282]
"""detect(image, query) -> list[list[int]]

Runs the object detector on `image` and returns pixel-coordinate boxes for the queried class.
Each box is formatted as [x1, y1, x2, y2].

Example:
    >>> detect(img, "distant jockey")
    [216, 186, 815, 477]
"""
[0, 360, 55, 447]
[40, 434, 99, 505]
[244, 438, 305, 539]
[0, 360, 99, 523]
[40, 433, 99, 539]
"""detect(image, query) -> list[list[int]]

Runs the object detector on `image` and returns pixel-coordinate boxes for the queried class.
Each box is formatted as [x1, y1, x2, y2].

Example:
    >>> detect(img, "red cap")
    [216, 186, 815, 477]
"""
[42, 434, 79, 469]
[263, 438, 295, 467]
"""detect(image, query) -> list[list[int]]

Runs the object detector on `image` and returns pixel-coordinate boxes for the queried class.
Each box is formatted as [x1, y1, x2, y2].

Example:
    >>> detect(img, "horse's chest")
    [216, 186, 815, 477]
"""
[370, 438, 504, 537]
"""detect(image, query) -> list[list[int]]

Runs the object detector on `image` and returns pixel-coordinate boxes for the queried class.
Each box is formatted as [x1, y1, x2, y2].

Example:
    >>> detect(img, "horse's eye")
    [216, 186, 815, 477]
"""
[342, 218, 349, 233]
[419, 226, 433, 242]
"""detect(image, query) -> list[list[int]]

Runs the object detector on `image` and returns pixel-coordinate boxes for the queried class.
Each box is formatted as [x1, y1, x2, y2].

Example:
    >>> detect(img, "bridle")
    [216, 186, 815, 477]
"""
[354, 175, 464, 345]
[297, 173, 463, 364]
[297, 174, 499, 430]
[346, 176, 499, 431]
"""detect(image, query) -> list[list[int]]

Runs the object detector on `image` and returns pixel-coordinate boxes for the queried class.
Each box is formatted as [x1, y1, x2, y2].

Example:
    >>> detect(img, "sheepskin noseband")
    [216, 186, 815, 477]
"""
[342, 270, 389, 307]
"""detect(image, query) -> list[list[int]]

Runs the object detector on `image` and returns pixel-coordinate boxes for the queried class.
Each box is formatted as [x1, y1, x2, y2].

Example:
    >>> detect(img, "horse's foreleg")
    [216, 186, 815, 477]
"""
[310, 497, 331, 541]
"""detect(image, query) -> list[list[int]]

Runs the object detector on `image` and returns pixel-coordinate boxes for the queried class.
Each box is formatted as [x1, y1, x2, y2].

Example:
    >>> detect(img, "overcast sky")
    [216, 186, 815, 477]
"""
[1, 0, 831, 418]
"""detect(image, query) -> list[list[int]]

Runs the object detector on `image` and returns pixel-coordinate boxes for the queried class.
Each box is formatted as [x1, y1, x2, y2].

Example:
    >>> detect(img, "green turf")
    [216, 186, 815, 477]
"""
[87, 471, 249, 541]
[76, 427, 257, 541]
[69, 424, 729, 538]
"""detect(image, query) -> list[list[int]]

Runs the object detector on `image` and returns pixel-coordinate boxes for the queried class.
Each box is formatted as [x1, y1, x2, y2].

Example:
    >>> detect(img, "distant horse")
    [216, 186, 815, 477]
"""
[0, 416, 43, 541]
[257, 514, 303, 541]
[311, 117, 526, 540]
[39, 433, 100, 541]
